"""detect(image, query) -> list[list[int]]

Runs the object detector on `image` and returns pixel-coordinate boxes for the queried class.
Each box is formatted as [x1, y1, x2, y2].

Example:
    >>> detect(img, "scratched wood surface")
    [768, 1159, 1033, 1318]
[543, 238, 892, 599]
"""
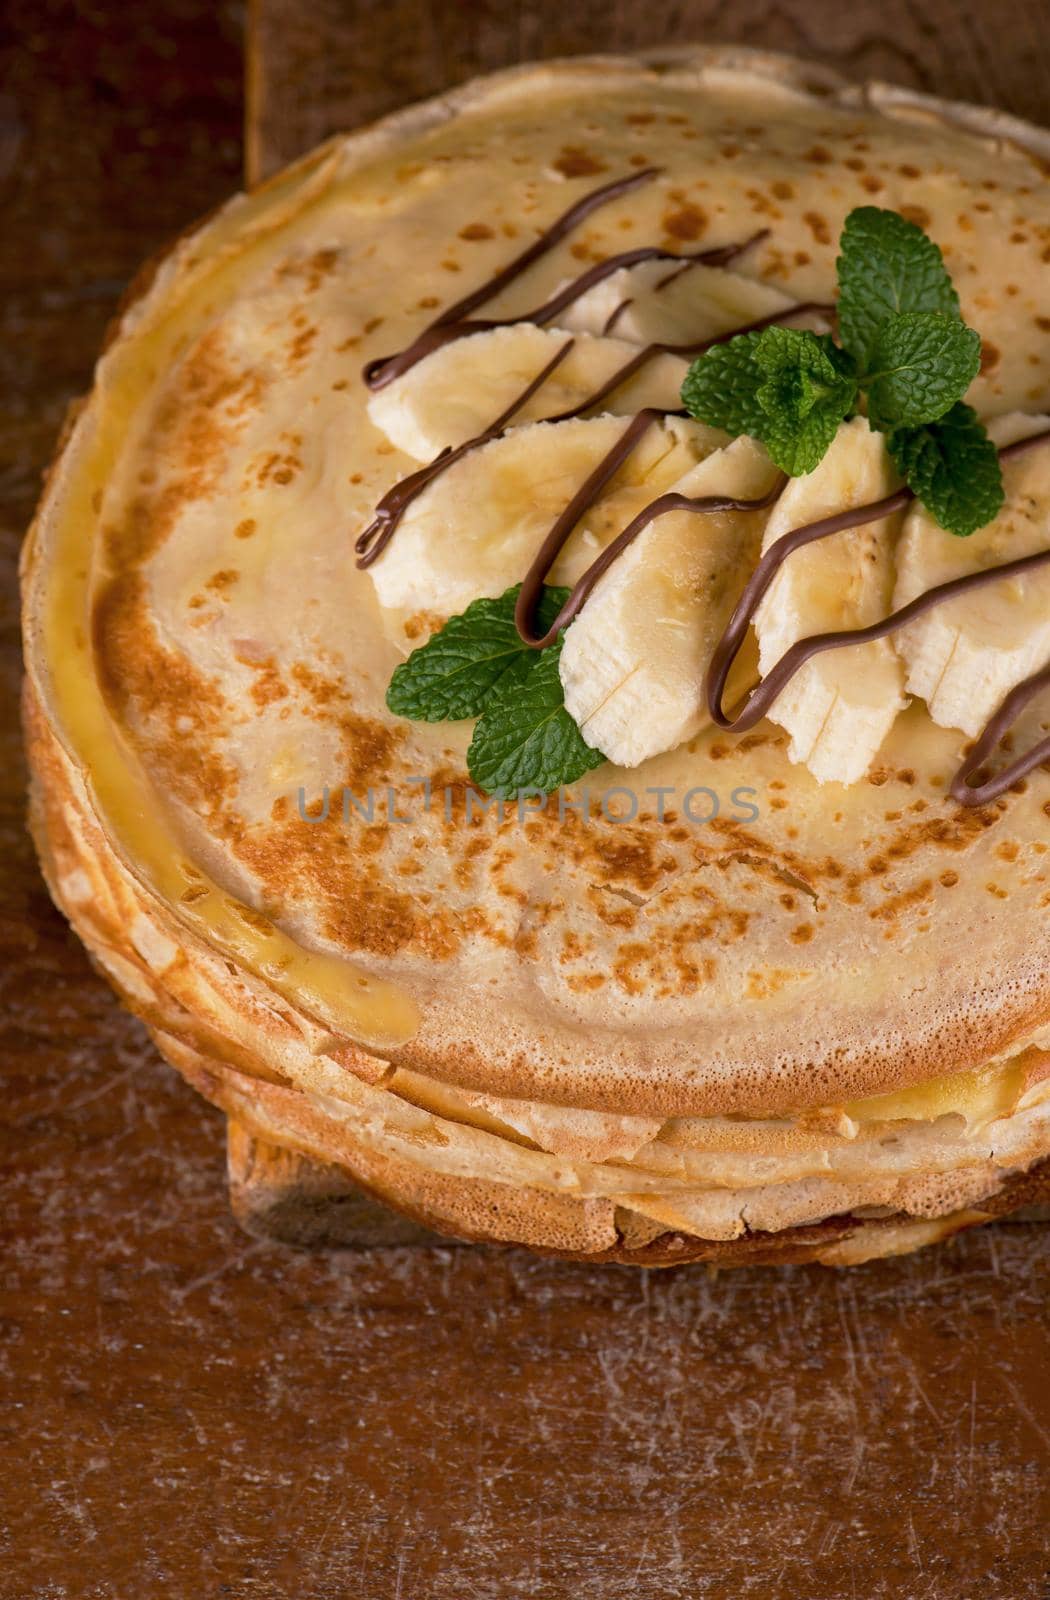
[2, 3, 1050, 1597]
[246, 0, 1050, 182]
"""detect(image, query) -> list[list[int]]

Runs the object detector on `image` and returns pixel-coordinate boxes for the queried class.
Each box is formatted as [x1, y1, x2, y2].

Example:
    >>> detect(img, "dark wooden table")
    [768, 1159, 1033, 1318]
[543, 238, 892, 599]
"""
[2, 5, 1049, 1596]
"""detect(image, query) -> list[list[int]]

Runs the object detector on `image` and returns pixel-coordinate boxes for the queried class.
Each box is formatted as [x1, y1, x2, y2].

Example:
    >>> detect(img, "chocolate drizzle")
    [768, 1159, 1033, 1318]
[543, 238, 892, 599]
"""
[514, 408, 784, 648]
[356, 170, 821, 570]
[702, 427, 1050, 805]
[355, 338, 577, 568]
[951, 661, 1050, 804]
[361, 164, 774, 391]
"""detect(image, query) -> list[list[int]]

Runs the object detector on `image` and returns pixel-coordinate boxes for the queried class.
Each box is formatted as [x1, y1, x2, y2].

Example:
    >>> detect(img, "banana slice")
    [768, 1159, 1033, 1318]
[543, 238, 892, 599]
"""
[366, 414, 726, 616]
[754, 416, 907, 786]
[557, 261, 802, 347]
[367, 324, 688, 461]
[559, 437, 777, 767]
[893, 412, 1050, 738]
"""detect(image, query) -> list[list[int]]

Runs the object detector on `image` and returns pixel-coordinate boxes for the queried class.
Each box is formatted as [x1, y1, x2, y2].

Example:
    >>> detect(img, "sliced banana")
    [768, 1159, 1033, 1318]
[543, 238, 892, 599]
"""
[893, 412, 1050, 738]
[557, 260, 802, 347]
[560, 437, 777, 768]
[367, 323, 688, 461]
[366, 414, 726, 617]
[754, 416, 907, 786]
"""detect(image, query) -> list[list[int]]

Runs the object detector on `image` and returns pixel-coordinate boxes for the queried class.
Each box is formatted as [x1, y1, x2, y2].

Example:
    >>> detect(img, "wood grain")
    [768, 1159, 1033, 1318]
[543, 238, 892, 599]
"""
[248, 0, 1050, 180]
[2, 3, 1049, 1595]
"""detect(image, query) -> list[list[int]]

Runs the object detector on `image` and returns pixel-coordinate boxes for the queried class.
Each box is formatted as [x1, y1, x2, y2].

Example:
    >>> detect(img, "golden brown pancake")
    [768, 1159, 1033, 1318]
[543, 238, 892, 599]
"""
[22, 48, 1050, 1262]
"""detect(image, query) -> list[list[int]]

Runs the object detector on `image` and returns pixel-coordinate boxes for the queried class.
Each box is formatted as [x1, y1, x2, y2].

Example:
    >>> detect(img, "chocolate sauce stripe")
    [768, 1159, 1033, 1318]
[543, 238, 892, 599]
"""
[363, 166, 663, 389]
[515, 474, 787, 649]
[356, 302, 823, 570]
[539, 301, 834, 426]
[362, 160, 772, 390]
[716, 545, 1050, 733]
[363, 239, 770, 390]
[355, 337, 577, 567]
[702, 425, 1050, 807]
[951, 662, 1050, 804]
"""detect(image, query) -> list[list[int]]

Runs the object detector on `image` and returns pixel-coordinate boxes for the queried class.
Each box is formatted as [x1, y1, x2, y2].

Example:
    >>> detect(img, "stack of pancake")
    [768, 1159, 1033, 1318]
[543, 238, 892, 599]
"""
[22, 49, 1050, 1263]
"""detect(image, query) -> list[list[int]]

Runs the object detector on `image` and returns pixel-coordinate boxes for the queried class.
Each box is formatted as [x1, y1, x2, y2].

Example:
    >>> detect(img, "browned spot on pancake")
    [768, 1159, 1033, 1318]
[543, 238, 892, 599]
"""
[980, 341, 1001, 375]
[567, 973, 605, 993]
[103, 330, 268, 569]
[790, 923, 814, 944]
[662, 203, 708, 240]
[746, 189, 782, 220]
[869, 878, 934, 922]
[794, 250, 811, 266]
[205, 569, 239, 594]
[254, 446, 302, 487]
[625, 112, 655, 126]
[746, 967, 807, 999]
[234, 518, 256, 539]
[276, 247, 340, 294]
[285, 324, 317, 367]
[804, 145, 832, 165]
[771, 179, 796, 200]
[402, 611, 445, 642]
[553, 147, 607, 178]
[92, 571, 236, 822]
[802, 211, 831, 245]
[234, 652, 288, 709]
[900, 204, 932, 230]
[861, 174, 884, 194]
[1036, 316, 1050, 332]
[459, 223, 494, 241]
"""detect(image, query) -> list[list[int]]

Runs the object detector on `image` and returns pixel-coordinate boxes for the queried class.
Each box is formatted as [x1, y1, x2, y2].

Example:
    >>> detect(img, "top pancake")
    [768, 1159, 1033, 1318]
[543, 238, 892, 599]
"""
[22, 49, 1050, 1118]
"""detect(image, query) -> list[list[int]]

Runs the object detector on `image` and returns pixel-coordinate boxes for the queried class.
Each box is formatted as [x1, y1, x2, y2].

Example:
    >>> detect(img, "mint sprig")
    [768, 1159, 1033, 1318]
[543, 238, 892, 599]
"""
[681, 206, 1001, 537]
[886, 403, 1005, 539]
[864, 311, 981, 431]
[387, 584, 568, 721]
[836, 205, 960, 369]
[386, 582, 603, 795]
[753, 328, 858, 476]
[467, 639, 605, 797]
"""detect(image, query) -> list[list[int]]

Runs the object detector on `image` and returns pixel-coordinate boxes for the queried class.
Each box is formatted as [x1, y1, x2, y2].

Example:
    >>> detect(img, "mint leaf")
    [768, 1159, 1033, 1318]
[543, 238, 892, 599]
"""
[837, 206, 959, 369]
[680, 330, 767, 437]
[752, 327, 857, 475]
[387, 583, 569, 721]
[467, 640, 605, 797]
[888, 403, 1004, 537]
[864, 312, 981, 430]
[683, 327, 857, 477]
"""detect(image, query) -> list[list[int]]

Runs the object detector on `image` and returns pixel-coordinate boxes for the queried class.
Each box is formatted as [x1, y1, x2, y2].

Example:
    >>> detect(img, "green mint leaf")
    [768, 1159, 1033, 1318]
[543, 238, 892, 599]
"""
[683, 327, 856, 477]
[387, 583, 569, 721]
[467, 639, 605, 797]
[752, 327, 858, 475]
[680, 330, 768, 437]
[864, 312, 981, 430]
[837, 206, 959, 369]
[887, 403, 1004, 537]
